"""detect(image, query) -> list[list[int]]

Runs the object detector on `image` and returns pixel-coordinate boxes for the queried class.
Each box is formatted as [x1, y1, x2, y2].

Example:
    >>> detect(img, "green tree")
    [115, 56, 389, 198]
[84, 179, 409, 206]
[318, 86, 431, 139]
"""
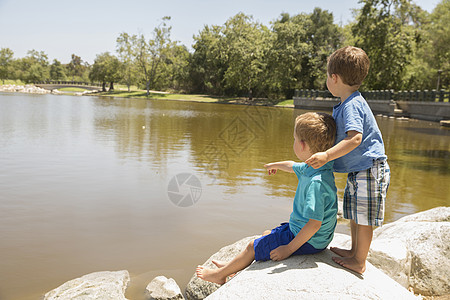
[0, 47, 14, 84]
[426, 0, 449, 89]
[221, 13, 270, 99]
[134, 16, 174, 95]
[267, 13, 311, 97]
[89, 52, 122, 91]
[50, 59, 67, 81]
[116, 32, 139, 92]
[399, 3, 432, 89]
[165, 44, 191, 91]
[67, 54, 84, 81]
[15, 50, 50, 83]
[352, 0, 415, 90]
[190, 24, 228, 94]
[303, 8, 342, 89]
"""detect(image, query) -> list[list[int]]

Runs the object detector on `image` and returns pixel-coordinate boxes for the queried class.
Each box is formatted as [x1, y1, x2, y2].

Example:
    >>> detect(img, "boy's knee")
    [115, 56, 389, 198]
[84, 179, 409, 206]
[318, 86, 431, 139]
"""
[262, 230, 271, 236]
[247, 240, 255, 251]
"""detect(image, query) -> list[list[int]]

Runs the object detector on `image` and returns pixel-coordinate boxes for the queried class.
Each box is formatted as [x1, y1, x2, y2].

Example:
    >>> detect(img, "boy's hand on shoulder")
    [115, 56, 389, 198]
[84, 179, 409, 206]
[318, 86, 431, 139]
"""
[270, 245, 292, 261]
[264, 163, 278, 175]
[305, 152, 329, 169]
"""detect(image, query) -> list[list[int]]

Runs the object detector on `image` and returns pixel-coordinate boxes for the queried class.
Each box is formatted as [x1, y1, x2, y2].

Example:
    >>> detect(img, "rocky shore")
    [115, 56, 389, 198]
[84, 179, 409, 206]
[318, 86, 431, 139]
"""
[0, 84, 52, 94]
[0, 84, 98, 96]
[42, 207, 449, 299]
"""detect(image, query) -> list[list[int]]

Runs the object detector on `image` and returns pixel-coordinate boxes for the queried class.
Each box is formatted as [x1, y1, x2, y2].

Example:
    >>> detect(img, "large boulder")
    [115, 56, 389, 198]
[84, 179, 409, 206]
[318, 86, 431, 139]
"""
[187, 233, 416, 299]
[370, 207, 450, 296]
[146, 276, 184, 300]
[44, 270, 130, 300]
[185, 235, 260, 300]
[205, 237, 417, 300]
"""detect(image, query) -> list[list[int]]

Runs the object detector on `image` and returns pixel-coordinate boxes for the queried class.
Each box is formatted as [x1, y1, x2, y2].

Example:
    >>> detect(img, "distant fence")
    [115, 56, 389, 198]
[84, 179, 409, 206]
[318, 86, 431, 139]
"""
[294, 89, 449, 102]
[34, 81, 103, 88]
[293, 89, 450, 121]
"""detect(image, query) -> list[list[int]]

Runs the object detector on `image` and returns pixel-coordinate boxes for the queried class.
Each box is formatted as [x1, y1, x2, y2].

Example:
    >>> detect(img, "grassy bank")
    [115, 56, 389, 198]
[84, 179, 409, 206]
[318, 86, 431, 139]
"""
[97, 89, 294, 107]
[58, 87, 88, 92]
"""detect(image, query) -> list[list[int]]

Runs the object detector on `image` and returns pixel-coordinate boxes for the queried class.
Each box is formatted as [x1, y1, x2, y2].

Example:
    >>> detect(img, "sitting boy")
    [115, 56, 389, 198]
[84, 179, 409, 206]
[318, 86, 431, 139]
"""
[196, 112, 338, 284]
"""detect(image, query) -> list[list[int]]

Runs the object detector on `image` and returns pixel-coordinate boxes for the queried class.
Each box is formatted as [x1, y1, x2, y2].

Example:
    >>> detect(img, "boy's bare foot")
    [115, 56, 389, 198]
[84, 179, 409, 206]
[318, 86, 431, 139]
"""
[196, 265, 227, 285]
[332, 256, 366, 274]
[212, 260, 226, 268]
[212, 260, 237, 278]
[330, 247, 354, 258]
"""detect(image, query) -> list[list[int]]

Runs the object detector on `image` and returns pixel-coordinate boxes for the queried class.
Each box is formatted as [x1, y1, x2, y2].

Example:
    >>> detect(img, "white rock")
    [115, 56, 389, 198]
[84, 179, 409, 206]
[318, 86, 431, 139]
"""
[368, 238, 410, 287]
[44, 270, 130, 300]
[370, 207, 450, 296]
[146, 276, 184, 300]
[186, 235, 260, 300]
[205, 236, 417, 300]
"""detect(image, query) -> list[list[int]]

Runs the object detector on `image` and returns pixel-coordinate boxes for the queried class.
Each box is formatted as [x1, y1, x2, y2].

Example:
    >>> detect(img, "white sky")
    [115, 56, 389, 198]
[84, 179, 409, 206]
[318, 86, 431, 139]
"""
[0, 0, 440, 64]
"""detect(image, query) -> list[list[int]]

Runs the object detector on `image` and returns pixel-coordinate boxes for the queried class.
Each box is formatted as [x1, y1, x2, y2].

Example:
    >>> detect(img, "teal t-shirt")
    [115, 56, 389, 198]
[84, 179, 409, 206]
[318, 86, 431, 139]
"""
[289, 162, 338, 249]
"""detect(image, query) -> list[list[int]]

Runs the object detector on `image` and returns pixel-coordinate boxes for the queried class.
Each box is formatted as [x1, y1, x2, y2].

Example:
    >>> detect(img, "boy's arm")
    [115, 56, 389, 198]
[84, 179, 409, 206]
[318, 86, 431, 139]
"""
[264, 161, 295, 175]
[305, 130, 362, 169]
[269, 219, 322, 261]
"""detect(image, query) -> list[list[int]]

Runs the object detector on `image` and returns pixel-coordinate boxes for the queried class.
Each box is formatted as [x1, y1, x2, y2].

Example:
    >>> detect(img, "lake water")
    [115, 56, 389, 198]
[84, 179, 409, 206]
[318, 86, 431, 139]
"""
[1, 93, 449, 299]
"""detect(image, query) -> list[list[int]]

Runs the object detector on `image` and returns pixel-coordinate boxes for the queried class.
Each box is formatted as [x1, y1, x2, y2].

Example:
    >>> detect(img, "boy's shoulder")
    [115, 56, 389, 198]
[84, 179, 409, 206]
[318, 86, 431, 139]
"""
[336, 92, 371, 114]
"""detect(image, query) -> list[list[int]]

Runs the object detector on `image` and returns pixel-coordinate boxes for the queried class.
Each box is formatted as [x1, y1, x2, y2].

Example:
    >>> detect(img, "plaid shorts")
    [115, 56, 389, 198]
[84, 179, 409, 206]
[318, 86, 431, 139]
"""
[343, 160, 390, 226]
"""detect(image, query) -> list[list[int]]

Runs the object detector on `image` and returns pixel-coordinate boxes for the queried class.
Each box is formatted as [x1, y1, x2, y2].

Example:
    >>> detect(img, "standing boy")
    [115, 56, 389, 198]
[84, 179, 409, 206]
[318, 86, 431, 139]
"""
[306, 46, 390, 274]
[196, 112, 337, 285]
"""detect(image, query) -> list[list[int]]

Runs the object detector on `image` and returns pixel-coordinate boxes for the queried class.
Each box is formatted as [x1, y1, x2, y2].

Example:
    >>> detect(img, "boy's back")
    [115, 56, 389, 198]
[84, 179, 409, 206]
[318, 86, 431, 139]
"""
[332, 91, 386, 173]
[290, 161, 337, 250]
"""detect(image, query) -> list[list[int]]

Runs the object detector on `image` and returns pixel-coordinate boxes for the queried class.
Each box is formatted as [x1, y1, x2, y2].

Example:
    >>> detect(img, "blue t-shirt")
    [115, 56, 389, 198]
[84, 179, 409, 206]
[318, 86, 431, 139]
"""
[332, 91, 387, 173]
[289, 162, 338, 249]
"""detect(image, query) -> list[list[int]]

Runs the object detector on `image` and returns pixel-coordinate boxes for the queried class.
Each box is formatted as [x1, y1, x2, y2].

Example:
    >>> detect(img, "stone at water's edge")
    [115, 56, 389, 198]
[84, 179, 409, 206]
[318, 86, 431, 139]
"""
[185, 235, 260, 300]
[44, 270, 130, 300]
[146, 276, 184, 300]
[205, 238, 417, 300]
[369, 207, 450, 296]
[440, 120, 450, 127]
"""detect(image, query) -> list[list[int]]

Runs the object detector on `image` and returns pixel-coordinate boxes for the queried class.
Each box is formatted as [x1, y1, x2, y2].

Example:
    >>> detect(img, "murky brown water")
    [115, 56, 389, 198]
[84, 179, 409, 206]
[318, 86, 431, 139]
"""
[0, 93, 449, 300]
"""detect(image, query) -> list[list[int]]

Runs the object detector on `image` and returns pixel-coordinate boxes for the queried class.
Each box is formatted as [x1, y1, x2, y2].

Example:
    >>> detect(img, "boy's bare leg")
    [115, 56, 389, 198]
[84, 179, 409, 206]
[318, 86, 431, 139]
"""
[210, 229, 270, 275]
[333, 224, 373, 274]
[197, 241, 256, 284]
[331, 219, 357, 257]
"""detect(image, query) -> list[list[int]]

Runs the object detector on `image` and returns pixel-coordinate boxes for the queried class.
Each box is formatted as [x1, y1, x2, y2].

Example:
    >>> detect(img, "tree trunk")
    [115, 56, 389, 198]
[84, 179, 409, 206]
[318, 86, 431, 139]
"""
[146, 80, 150, 96]
[102, 82, 107, 92]
[109, 82, 114, 91]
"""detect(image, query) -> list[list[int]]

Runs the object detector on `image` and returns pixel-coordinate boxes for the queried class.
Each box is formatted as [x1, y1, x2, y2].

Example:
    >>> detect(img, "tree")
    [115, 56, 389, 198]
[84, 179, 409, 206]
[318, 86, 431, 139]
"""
[352, 0, 415, 90]
[134, 16, 174, 95]
[426, 0, 449, 89]
[303, 8, 342, 89]
[190, 24, 228, 94]
[89, 52, 122, 91]
[267, 13, 311, 97]
[164, 44, 191, 91]
[15, 50, 50, 83]
[50, 59, 67, 81]
[67, 54, 84, 81]
[221, 13, 270, 99]
[0, 48, 14, 84]
[116, 32, 139, 92]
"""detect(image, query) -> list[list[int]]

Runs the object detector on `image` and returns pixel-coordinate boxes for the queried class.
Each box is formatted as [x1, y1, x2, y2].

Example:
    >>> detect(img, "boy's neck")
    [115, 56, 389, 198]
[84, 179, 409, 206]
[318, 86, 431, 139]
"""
[339, 89, 358, 103]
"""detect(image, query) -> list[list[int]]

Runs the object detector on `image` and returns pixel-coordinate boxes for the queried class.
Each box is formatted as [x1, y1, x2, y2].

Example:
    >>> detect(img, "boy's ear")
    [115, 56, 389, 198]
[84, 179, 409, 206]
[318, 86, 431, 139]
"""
[331, 73, 339, 83]
[300, 140, 307, 150]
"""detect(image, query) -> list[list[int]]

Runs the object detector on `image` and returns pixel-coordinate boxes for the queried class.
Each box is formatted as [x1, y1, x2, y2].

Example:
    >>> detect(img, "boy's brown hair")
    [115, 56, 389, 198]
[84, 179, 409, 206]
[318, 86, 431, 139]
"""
[327, 46, 370, 87]
[295, 112, 336, 154]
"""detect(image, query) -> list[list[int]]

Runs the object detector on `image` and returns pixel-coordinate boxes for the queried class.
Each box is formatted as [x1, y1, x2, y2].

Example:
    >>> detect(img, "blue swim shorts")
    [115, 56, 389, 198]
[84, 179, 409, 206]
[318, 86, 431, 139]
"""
[253, 223, 324, 261]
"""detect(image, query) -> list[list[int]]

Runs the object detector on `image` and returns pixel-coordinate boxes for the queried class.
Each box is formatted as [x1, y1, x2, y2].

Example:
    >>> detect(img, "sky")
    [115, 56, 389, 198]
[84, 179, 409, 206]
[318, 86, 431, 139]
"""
[0, 0, 440, 64]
